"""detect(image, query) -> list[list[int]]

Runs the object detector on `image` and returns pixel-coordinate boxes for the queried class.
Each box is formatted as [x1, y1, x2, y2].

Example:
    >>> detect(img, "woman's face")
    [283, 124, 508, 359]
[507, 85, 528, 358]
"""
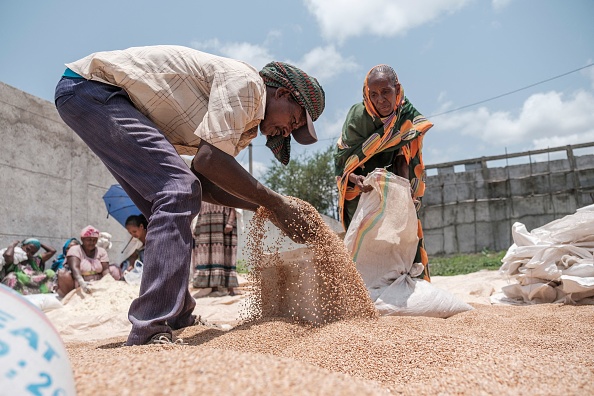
[66, 239, 79, 252]
[22, 243, 40, 258]
[367, 72, 400, 117]
[81, 237, 98, 251]
[126, 224, 147, 242]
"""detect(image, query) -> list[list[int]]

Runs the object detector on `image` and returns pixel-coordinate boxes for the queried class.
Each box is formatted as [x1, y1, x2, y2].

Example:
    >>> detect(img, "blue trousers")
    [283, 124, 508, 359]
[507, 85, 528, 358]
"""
[55, 77, 200, 345]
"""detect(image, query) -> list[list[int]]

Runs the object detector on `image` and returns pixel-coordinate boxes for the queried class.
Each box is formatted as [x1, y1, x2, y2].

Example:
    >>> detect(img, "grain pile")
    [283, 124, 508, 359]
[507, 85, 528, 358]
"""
[241, 198, 377, 324]
[56, 199, 594, 395]
[67, 304, 594, 395]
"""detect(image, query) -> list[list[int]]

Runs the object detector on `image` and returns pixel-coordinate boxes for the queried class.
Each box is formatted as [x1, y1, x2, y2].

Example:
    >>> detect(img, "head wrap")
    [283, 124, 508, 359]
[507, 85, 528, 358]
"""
[21, 238, 41, 250]
[363, 65, 404, 129]
[51, 238, 80, 271]
[260, 61, 325, 165]
[80, 225, 100, 239]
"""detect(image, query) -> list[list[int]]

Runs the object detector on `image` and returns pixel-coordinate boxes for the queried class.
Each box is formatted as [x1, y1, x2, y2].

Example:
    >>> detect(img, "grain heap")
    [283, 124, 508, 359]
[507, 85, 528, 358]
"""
[241, 197, 377, 324]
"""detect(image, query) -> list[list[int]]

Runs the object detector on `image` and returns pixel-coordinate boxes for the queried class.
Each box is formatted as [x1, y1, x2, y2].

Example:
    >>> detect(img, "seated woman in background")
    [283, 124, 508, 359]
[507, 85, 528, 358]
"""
[55, 225, 110, 296]
[51, 238, 80, 272]
[334, 64, 433, 280]
[1, 238, 57, 295]
[122, 214, 148, 273]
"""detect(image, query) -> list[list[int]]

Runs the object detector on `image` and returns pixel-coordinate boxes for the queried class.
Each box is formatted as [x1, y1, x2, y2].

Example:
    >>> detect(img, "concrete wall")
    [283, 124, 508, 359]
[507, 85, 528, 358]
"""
[0, 81, 131, 264]
[420, 147, 594, 255]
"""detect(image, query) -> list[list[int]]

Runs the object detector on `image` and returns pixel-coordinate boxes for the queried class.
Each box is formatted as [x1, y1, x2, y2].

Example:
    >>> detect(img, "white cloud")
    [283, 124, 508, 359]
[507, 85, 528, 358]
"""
[264, 30, 282, 45]
[193, 39, 357, 80]
[437, 89, 594, 149]
[304, 0, 470, 42]
[492, 0, 513, 11]
[292, 46, 359, 80]
[191, 39, 274, 70]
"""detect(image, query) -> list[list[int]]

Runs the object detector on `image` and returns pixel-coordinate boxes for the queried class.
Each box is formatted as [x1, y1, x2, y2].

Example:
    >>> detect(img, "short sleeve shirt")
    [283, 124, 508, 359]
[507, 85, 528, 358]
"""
[67, 245, 109, 276]
[66, 45, 266, 157]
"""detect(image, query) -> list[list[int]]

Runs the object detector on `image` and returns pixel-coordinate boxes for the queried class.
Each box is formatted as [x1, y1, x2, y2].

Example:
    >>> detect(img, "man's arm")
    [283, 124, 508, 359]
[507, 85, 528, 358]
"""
[191, 140, 311, 243]
[191, 140, 280, 210]
[193, 171, 259, 212]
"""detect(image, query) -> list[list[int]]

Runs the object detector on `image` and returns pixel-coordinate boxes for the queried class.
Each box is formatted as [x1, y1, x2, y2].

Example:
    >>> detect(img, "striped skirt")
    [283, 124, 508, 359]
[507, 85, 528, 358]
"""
[191, 202, 238, 288]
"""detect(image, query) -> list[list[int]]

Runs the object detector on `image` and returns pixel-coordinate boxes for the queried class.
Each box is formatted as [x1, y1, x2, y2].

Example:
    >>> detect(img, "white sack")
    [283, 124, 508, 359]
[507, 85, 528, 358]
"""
[0, 246, 28, 269]
[500, 204, 594, 305]
[123, 260, 143, 285]
[22, 293, 63, 312]
[344, 168, 473, 318]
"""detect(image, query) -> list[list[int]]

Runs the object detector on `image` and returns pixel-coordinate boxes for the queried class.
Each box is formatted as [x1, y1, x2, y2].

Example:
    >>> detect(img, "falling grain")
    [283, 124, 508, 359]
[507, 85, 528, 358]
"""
[241, 198, 377, 324]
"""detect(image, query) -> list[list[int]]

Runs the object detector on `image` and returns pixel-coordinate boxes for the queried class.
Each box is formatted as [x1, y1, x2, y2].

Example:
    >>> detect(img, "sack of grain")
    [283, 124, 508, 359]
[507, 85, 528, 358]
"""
[344, 168, 473, 318]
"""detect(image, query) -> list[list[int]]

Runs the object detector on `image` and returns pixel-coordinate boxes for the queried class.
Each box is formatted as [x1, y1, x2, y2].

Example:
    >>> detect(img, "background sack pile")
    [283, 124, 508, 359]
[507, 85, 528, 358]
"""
[344, 168, 473, 318]
[498, 204, 594, 304]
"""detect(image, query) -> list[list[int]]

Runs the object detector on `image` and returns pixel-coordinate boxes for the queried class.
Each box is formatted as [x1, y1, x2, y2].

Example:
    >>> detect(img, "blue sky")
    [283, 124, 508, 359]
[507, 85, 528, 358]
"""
[1, 0, 593, 178]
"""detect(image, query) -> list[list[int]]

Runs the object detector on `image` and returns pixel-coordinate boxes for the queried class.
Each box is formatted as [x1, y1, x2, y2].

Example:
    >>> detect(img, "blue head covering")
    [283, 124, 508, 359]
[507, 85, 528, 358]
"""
[21, 238, 41, 250]
[51, 238, 80, 271]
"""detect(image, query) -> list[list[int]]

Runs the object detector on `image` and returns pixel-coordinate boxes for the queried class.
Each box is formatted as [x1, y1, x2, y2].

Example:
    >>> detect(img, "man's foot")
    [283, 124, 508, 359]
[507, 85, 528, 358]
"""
[121, 332, 187, 347]
[147, 332, 187, 345]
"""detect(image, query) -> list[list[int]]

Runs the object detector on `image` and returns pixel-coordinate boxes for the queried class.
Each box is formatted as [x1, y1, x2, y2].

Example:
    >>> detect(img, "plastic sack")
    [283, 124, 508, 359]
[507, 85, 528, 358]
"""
[500, 204, 594, 304]
[97, 232, 113, 250]
[344, 168, 473, 318]
[0, 284, 76, 395]
[123, 260, 143, 285]
[0, 246, 28, 269]
[22, 293, 63, 312]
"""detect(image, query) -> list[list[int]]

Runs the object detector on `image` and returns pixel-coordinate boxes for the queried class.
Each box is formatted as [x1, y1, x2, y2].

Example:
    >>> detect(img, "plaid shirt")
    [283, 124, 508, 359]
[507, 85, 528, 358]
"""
[67, 45, 266, 156]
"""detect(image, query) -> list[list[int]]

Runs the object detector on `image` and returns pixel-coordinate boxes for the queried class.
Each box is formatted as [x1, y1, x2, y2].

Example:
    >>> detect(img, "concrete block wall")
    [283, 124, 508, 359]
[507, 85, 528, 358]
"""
[421, 148, 594, 255]
[0, 81, 132, 265]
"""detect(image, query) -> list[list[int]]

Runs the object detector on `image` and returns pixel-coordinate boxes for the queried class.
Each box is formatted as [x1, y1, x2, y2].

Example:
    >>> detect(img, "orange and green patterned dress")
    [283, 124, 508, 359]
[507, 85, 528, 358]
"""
[334, 93, 433, 280]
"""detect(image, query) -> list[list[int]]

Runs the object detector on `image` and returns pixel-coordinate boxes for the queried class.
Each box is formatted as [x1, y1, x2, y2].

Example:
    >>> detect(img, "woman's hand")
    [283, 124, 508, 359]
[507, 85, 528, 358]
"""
[224, 224, 233, 234]
[348, 173, 373, 193]
[79, 280, 92, 294]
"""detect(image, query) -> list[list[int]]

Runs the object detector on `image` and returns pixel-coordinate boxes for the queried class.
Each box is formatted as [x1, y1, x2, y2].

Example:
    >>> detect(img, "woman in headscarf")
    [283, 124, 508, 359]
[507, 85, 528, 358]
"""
[55, 225, 110, 296]
[1, 238, 57, 294]
[51, 238, 80, 271]
[335, 64, 433, 280]
[122, 214, 148, 273]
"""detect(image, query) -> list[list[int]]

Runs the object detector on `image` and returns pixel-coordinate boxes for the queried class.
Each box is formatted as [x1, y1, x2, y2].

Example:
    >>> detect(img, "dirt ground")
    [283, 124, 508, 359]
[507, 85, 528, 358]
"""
[66, 302, 594, 395]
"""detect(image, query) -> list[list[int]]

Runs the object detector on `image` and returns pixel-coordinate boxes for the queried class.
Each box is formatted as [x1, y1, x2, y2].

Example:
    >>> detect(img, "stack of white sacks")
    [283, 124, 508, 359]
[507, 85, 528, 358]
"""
[498, 204, 594, 304]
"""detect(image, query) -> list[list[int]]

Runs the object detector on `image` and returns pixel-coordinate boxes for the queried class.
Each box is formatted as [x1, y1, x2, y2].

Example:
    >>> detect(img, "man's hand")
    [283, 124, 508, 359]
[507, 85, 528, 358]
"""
[268, 196, 313, 244]
[224, 224, 233, 234]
